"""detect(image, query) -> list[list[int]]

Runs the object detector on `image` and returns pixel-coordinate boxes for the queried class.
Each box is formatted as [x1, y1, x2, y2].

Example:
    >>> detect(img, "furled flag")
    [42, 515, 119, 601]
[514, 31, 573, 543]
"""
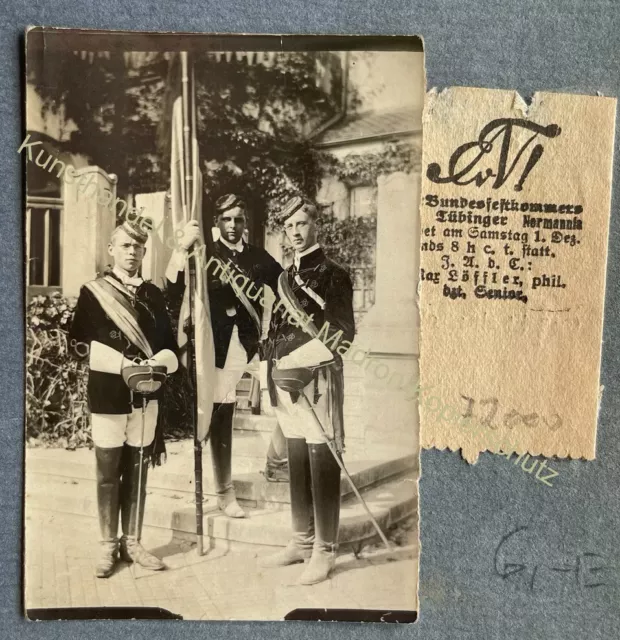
[163, 52, 215, 441]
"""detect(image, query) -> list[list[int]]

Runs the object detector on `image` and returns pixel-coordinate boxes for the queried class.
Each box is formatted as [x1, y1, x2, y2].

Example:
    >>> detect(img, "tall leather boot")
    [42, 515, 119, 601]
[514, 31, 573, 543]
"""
[94, 446, 123, 578]
[258, 438, 315, 568]
[119, 444, 165, 571]
[299, 443, 341, 585]
[210, 402, 246, 518]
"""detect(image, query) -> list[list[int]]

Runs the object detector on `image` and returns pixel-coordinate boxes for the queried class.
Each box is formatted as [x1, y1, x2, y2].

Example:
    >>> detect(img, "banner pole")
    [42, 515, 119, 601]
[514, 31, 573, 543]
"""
[181, 51, 204, 557]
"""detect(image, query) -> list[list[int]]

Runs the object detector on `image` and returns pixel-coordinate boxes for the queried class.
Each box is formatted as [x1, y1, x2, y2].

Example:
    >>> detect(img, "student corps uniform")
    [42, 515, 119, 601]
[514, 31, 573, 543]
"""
[69, 238, 178, 577]
[260, 242, 355, 584]
[166, 230, 282, 516]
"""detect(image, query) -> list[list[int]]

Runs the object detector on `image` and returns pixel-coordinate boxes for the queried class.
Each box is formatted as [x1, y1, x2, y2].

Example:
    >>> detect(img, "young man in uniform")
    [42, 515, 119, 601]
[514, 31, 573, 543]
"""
[69, 218, 179, 578]
[259, 196, 355, 585]
[167, 194, 283, 517]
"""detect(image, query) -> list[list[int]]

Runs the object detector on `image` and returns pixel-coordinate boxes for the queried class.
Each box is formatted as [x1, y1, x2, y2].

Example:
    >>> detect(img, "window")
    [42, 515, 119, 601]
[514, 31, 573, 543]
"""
[349, 185, 377, 218]
[26, 197, 63, 289]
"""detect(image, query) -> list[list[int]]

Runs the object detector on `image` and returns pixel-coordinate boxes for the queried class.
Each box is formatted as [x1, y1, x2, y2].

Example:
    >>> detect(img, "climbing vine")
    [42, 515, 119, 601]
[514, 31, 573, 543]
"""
[318, 140, 421, 186]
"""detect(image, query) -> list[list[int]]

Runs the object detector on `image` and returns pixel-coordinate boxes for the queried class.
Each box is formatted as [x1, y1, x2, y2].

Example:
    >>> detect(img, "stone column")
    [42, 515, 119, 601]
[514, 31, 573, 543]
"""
[357, 170, 420, 355]
[61, 166, 118, 298]
[344, 169, 421, 455]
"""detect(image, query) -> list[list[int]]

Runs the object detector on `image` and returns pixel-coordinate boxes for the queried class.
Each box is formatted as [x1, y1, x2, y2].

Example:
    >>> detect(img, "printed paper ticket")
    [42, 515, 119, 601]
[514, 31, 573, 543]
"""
[419, 86, 616, 462]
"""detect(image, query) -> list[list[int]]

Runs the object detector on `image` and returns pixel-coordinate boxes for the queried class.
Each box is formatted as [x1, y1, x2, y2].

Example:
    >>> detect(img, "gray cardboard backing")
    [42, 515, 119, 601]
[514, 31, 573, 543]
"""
[2, 1, 619, 638]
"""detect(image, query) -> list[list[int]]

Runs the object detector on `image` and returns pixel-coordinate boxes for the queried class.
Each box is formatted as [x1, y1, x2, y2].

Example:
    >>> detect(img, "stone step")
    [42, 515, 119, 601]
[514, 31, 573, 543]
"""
[26, 469, 417, 549]
[233, 413, 277, 433]
[26, 441, 417, 510]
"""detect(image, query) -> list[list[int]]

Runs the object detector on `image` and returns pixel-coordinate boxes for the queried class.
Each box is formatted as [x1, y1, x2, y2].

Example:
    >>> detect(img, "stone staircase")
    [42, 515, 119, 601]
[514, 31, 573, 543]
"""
[26, 416, 418, 551]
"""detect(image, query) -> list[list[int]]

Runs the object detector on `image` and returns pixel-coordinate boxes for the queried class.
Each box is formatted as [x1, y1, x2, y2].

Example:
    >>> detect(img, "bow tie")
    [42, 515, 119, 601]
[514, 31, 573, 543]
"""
[118, 274, 143, 288]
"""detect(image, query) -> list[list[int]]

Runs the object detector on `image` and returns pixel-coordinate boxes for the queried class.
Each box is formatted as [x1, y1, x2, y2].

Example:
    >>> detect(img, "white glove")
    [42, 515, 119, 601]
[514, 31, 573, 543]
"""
[276, 339, 334, 370]
[141, 349, 179, 374]
[165, 221, 202, 283]
[164, 249, 186, 283]
[179, 220, 201, 250]
[90, 342, 134, 375]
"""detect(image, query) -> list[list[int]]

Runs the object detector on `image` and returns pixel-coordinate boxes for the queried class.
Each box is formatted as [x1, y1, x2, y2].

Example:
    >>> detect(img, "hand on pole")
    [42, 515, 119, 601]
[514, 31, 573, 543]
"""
[179, 220, 201, 250]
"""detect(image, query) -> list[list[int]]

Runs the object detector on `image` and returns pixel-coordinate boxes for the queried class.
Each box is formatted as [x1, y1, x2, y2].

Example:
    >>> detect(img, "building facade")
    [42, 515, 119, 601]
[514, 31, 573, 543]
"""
[25, 50, 423, 452]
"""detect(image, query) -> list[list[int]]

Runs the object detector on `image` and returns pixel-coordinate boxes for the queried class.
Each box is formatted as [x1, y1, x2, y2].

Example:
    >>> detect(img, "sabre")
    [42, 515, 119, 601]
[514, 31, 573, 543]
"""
[296, 391, 392, 551]
[271, 351, 393, 551]
[133, 395, 147, 580]
[121, 363, 168, 579]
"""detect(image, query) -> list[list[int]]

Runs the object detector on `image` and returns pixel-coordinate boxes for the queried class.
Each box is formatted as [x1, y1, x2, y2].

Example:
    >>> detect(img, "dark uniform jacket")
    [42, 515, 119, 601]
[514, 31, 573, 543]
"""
[69, 271, 178, 415]
[266, 245, 355, 451]
[168, 239, 283, 368]
[267, 245, 355, 361]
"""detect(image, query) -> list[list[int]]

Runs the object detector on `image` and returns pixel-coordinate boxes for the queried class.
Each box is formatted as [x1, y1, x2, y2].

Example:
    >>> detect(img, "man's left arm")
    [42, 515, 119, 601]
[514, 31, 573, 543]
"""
[323, 267, 356, 347]
[262, 250, 285, 294]
[164, 220, 202, 303]
[146, 285, 180, 373]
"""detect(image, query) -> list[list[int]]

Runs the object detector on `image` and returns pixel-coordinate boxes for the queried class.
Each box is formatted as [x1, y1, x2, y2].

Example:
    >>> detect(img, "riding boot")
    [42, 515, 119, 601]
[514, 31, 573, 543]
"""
[258, 438, 314, 568]
[299, 443, 341, 585]
[94, 446, 123, 578]
[210, 402, 246, 518]
[119, 444, 165, 571]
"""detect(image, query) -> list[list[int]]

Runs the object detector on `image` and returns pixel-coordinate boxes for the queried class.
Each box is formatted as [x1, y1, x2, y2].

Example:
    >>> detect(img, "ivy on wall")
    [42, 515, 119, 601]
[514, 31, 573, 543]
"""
[269, 139, 419, 282]
[265, 139, 420, 229]
[317, 139, 421, 187]
[277, 211, 377, 269]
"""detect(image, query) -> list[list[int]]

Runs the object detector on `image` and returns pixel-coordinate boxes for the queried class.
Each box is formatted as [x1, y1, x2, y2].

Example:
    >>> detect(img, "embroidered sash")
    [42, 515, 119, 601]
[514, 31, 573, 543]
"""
[293, 272, 326, 310]
[277, 271, 320, 336]
[85, 277, 154, 358]
[274, 271, 346, 453]
[223, 259, 263, 334]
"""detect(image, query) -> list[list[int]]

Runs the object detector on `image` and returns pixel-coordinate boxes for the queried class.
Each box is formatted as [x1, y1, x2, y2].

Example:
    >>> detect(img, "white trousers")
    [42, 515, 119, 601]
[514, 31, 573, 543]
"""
[214, 326, 258, 403]
[273, 378, 331, 444]
[91, 401, 158, 449]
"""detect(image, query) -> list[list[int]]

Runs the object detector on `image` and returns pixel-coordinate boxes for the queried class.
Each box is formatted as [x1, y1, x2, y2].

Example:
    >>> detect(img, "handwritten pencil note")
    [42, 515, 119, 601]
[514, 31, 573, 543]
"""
[419, 87, 616, 462]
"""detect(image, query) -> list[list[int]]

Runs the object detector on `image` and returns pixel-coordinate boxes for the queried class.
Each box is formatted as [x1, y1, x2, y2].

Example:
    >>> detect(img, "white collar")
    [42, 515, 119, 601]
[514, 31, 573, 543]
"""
[112, 266, 143, 288]
[294, 243, 321, 269]
[219, 236, 245, 252]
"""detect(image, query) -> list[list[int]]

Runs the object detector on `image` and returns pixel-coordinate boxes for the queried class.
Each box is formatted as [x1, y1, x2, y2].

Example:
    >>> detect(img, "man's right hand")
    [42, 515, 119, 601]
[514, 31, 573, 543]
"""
[179, 220, 201, 250]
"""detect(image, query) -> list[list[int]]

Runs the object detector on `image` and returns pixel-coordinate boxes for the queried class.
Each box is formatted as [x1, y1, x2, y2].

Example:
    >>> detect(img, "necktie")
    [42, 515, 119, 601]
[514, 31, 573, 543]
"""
[120, 274, 143, 289]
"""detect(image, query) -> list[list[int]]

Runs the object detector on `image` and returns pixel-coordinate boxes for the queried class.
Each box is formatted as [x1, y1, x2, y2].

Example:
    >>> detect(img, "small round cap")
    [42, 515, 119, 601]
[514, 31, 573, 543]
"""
[118, 218, 148, 244]
[215, 193, 245, 214]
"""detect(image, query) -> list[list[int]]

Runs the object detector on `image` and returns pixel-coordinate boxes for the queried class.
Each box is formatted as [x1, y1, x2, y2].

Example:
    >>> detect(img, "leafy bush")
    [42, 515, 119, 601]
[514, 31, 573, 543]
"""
[25, 210, 374, 448]
[26, 293, 90, 448]
[318, 212, 377, 272]
[26, 291, 196, 448]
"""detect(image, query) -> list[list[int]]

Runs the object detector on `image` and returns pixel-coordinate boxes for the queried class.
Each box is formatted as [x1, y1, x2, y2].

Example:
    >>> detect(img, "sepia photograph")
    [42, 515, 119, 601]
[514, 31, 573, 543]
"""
[23, 30, 423, 621]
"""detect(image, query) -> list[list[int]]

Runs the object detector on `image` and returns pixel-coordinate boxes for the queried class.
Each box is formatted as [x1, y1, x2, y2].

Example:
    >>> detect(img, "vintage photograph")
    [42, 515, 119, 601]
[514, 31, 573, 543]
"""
[23, 30, 423, 621]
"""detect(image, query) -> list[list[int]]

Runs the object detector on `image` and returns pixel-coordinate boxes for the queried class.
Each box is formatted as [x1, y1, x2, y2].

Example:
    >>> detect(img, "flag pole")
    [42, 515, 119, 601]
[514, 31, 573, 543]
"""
[181, 51, 204, 557]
